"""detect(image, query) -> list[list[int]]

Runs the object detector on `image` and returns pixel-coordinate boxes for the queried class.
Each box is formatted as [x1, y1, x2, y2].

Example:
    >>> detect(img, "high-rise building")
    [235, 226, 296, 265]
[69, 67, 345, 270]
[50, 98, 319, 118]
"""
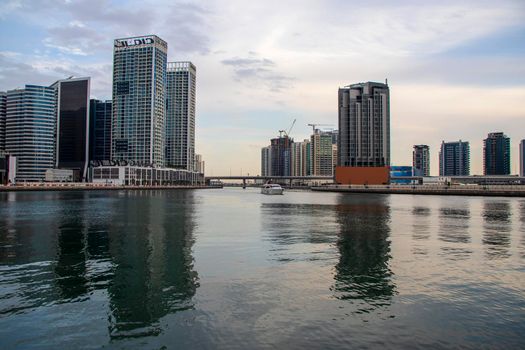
[439, 140, 470, 176]
[338, 82, 390, 167]
[51, 77, 90, 181]
[336, 81, 390, 184]
[413, 145, 430, 177]
[6, 85, 56, 181]
[89, 99, 112, 162]
[291, 140, 311, 177]
[112, 35, 168, 167]
[520, 140, 525, 176]
[311, 129, 335, 176]
[261, 146, 272, 176]
[0, 92, 6, 151]
[166, 61, 196, 171]
[483, 132, 510, 175]
[195, 154, 205, 174]
[270, 136, 292, 176]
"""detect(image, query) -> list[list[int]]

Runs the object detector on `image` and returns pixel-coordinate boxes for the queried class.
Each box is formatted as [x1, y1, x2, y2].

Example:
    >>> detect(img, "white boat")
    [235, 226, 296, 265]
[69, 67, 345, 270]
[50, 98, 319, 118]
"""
[261, 183, 284, 195]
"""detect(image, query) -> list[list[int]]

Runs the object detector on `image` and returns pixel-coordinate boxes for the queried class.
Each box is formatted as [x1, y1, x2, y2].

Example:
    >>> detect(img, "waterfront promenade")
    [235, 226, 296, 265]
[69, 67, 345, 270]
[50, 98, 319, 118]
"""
[0, 183, 219, 192]
[313, 184, 525, 197]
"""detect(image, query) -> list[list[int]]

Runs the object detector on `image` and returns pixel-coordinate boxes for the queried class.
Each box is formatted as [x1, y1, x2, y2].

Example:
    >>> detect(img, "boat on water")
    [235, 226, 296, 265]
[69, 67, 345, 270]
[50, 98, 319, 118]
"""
[261, 183, 284, 195]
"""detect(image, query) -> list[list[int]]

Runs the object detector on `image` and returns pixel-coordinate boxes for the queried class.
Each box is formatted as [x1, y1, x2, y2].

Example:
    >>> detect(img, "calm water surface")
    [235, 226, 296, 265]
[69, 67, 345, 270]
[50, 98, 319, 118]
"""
[0, 189, 524, 349]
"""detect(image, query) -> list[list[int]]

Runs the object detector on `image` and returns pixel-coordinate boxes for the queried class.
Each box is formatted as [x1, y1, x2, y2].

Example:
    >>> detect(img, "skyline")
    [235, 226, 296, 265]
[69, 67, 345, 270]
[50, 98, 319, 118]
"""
[1, 0, 524, 175]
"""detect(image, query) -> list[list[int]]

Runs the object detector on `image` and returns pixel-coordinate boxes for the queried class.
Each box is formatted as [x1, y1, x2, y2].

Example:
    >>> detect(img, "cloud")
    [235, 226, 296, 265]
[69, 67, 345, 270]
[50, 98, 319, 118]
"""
[221, 55, 294, 92]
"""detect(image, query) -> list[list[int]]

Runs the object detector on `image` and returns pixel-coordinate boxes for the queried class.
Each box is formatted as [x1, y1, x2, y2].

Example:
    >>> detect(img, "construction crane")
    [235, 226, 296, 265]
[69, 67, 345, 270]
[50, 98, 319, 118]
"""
[279, 118, 297, 138]
[307, 123, 333, 133]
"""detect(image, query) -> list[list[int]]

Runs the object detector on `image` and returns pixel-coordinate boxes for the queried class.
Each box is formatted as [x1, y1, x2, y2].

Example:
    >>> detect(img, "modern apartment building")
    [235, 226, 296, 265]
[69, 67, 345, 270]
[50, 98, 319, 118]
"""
[413, 144, 430, 177]
[89, 99, 112, 162]
[311, 130, 335, 176]
[51, 77, 90, 181]
[195, 154, 205, 174]
[336, 81, 390, 184]
[261, 146, 272, 176]
[5, 85, 56, 181]
[112, 35, 168, 167]
[439, 140, 470, 176]
[291, 140, 311, 177]
[338, 81, 390, 167]
[0, 92, 6, 151]
[520, 140, 525, 177]
[483, 132, 510, 175]
[166, 62, 196, 171]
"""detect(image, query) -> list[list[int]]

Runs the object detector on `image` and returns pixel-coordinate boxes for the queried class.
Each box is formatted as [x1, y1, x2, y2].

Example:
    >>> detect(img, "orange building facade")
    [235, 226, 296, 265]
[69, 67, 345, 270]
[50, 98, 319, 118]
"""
[335, 166, 390, 185]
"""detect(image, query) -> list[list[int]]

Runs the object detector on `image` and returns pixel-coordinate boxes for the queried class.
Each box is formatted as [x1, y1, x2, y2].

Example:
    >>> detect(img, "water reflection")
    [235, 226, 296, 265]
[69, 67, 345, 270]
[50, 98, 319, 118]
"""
[438, 202, 472, 260]
[107, 190, 199, 339]
[411, 206, 431, 255]
[333, 195, 396, 313]
[482, 201, 512, 259]
[54, 194, 89, 302]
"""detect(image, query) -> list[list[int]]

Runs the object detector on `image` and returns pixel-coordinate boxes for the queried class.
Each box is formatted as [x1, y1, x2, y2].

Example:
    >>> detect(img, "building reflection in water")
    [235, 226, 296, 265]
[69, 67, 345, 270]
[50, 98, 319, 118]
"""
[411, 206, 432, 256]
[107, 190, 199, 339]
[333, 194, 396, 312]
[54, 192, 89, 302]
[482, 200, 512, 259]
[438, 201, 472, 260]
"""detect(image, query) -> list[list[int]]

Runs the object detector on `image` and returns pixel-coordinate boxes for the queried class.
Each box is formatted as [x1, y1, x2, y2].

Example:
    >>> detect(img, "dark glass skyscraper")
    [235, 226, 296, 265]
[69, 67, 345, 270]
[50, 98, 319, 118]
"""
[112, 35, 168, 167]
[270, 136, 292, 176]
[338, 82, 390, 167]
[89, 99, 112, 162]
[6, 85, 56, 181]
[483, 132, 510, 175]
[52, 77, 90, 181]
[166, 62, 196, 171]
[439, 140, 470, 176]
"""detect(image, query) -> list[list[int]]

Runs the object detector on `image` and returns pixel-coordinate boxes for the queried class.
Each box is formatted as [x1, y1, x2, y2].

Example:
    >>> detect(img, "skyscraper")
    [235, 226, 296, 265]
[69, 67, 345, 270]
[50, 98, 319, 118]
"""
[6, 85, 56, 181]
[270, 136, 292, 176]
[166, 61, 196, 171]
[89, 99, 112, 162]
[413, 145, 430, 177]
[261, 146, 272, 176]
[0, 92, 6, 151]
[52, 77, 90, 181]
[439, 140, 470, 176]
[483, 132, 510, 175]
[311, 129, 335, 176]
[112, 35, 168, 167]
[338, 82, 390, 167]
[520, 140, 525, 176]
[336, 81, 390, 184]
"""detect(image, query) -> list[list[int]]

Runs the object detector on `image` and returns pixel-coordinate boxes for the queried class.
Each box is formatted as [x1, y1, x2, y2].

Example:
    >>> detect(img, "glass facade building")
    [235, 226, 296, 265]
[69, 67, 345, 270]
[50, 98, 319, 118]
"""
[270, 136, 293, 176]
[112, 35, 168, 167]
[5, 85, 56, 181]
[439, 140, 470, 176]
[166, 62, 196, 171]
[338, 82, 390, 167]
[89, 99, 112, 162]
[0, 92, 6, 151]
[52, 77, 90, 181]
[483, 132, 510, 175]
[390, 165, 413, 184]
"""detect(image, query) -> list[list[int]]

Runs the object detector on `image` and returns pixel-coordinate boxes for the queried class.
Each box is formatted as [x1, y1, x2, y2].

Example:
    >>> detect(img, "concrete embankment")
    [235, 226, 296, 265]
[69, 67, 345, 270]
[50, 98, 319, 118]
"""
[0, 185, 222, 192]
[311, 185, 525, 197]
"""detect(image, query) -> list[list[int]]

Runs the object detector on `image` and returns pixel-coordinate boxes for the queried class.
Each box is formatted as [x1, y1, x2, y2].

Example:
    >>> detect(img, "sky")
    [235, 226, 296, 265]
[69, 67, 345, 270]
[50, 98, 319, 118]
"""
[0, 0, 524, 176]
